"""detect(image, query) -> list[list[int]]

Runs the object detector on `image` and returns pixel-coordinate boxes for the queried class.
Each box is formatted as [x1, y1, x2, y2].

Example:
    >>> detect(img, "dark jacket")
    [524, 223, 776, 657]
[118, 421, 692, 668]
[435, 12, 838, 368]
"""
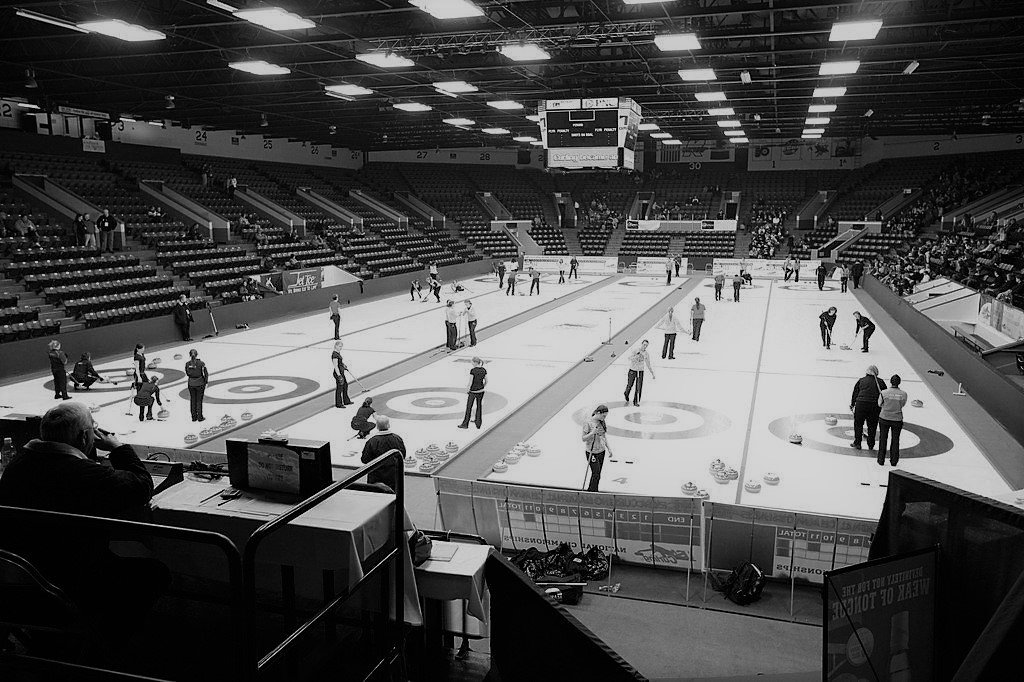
[135, 381, 161, 406]
[0, 440, 153, 592]
[819, 311, 837, 329]
[851, 262, 865, 277]
[352, 405, 375, 431]
[173, 302, 193, 325]
[855, 316, 876, 333]
[185, 358, 208, 387]
[48, 349, 68, 374]
[96, 214, 117, 232]
[71, 358, 101, 381]
[360, 432, 406, 492]
[851, 375, 887, 406]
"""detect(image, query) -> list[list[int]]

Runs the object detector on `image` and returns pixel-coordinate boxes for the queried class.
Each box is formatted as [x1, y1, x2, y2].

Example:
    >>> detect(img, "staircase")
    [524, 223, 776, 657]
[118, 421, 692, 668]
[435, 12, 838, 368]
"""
[603, 225, 627, 258]
[563, 228, 583, 255]
[0, 275, 80, 332]
[732, 230, 753, 257]
[668, 235, 687, 256]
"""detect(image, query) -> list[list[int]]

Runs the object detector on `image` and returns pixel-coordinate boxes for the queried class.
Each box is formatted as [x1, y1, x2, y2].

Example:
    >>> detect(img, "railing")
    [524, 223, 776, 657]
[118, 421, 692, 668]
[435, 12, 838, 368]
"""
[242, 450, 405, 680]
[0, 505, 246, 682]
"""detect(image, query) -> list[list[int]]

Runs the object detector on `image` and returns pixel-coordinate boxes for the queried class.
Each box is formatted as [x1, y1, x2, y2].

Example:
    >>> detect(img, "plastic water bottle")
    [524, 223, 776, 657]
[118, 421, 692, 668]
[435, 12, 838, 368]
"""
[0, 437, 14, 476]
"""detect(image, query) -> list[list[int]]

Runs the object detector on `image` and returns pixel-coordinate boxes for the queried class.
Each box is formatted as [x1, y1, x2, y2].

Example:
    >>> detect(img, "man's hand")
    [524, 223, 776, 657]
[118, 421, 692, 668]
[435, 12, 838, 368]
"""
[93, 426, 122, 452]
[849, 405, 855, 413]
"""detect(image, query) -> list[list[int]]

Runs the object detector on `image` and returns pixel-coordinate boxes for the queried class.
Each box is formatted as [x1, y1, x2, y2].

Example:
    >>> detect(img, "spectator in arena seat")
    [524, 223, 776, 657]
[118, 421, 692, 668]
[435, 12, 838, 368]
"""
[173, 294, 193, 341]
[70, 353, 106, 390]
[74, 213, 86, 247]
[0, 401, 168, 662]
[13, 213, 34, 237]
[284, 255, 300, 270]
[96, 209, 117, 253]
[359, 415, 405, 493]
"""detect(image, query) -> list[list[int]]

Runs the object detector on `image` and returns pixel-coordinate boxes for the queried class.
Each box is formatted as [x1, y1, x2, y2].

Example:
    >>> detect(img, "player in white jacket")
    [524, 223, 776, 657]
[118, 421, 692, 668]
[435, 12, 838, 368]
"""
[656, 307, 687, 360]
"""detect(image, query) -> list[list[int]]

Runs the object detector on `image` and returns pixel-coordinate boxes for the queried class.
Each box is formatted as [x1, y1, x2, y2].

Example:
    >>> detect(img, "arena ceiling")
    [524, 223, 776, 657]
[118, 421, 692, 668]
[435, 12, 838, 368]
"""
[1, 0, 1022, 150]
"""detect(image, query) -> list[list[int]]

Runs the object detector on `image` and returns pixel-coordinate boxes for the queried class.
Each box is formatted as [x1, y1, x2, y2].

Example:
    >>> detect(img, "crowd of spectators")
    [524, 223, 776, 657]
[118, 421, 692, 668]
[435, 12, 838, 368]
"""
[747, 202, 791, 258]
[583, 192, 622, 229]
[646, 195, 705, 221]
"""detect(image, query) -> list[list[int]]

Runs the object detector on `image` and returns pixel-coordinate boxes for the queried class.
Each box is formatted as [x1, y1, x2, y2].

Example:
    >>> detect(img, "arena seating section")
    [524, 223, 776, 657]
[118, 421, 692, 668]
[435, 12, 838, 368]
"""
[4, 140, 1024, 344]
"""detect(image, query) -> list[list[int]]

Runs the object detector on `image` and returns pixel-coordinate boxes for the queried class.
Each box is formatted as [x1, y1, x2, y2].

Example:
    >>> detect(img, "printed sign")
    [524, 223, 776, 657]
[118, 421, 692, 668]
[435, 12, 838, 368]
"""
[627, 219, 736, 232]
[979, 294, 1024, 341]
[635, 256, 688, 276]
[713, 258, 822, 279]
[522, 254, 618, 275]
[824, 547, 937, 682]
[246, 443, 301, 494]
[82, 138, 106, 154]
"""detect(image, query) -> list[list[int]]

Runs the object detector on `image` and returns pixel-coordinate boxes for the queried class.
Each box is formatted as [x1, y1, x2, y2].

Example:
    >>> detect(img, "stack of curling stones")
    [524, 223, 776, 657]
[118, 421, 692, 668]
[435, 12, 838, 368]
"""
[416, 443, 444, 473]
[824, 415, 838, 426]
[744, 479, 762, 493]
[763, 472, 781, 485]
[221, 414, 238, 429]
[709, 459, 739, 483]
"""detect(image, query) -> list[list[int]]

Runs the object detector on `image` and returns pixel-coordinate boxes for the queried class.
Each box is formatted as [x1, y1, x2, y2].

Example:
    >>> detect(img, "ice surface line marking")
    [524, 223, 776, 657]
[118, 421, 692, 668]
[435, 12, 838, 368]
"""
[735, 279, 774, 503]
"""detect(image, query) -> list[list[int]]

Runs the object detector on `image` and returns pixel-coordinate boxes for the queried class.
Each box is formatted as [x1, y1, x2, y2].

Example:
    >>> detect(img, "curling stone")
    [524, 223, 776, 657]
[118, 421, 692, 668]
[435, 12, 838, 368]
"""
[434, 450, 450, 461]
[681, 481, 698, 494]
[712, 469, 731, 484]
[788, 433, 804, 444]
[404, 455, 418, 467]
[426, 443, 442, 456]
[744, 479, 762, 493]
[199, 428, 214, 438]
[709, 458, 725, 472]
[241, 411, 253, 421]
[415, 448, 429, 459]
[527, 446, 542, 457]
[695, 489, 710, 500]
[492, 461, 509, 473]
[419, 461, 440, 473]
[911, 399, 924, 407]
[725, 468, 739, 480]
[184, 433, 198, 444]
[157, 408, 170, 420]
[173, 354, 183, 360]
[445, 441, 459, 454]
[342, 450, 357, 458]
[825, 415, 838, 426]
[505, 452, 521, 465]
[763, 472, 781, 485]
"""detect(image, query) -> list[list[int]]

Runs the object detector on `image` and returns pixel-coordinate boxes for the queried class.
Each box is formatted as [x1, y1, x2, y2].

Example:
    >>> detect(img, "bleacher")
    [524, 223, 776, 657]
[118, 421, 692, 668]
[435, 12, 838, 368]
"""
[826, 157, 947, 221]
[680, 232, 736, 258]
[619, 232, 670, 258]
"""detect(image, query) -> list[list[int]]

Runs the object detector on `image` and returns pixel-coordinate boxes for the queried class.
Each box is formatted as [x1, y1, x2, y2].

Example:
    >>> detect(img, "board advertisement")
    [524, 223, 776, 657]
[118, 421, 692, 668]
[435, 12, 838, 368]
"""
[979, 294, 1024, 341]
[521, 254, 618, 275]
[635, 257, 688, 276]
[824, 546, 937, 682]
[713, 258, 822, 279]
[627, 219, 736, 232]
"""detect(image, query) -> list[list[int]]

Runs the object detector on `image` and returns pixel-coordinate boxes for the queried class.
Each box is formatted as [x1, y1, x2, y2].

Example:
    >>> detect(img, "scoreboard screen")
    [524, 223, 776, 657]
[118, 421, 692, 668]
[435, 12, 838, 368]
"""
[539, 97, 641, 170]
[545, 109, 619, 147]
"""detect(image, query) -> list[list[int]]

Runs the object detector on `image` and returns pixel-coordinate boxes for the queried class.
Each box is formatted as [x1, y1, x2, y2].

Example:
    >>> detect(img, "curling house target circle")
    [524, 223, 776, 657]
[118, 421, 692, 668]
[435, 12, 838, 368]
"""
[374, 387, 509, 420]
[47, 367, 185, 393]
[181, 376, 319, 404]
[768, 413, 953, 458]
[620, 280, 672, 288]
[572, 401, 731, 440]
[704, 281, 765, 290]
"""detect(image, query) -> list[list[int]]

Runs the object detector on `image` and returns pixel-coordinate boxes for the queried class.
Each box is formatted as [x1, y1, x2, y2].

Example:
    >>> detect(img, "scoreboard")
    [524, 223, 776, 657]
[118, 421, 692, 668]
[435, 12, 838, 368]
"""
[539, 97, 641, 170]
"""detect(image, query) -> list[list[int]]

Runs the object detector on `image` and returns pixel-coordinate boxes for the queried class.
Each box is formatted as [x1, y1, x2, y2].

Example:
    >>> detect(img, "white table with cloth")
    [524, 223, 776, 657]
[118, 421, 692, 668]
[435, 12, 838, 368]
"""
[150, 475, 422, 625]
[415, 541, 493, 647]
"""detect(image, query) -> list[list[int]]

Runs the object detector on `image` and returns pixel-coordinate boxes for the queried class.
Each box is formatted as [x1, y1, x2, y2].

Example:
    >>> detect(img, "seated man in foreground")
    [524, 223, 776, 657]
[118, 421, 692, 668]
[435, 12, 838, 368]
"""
[0, 402, 168, 658]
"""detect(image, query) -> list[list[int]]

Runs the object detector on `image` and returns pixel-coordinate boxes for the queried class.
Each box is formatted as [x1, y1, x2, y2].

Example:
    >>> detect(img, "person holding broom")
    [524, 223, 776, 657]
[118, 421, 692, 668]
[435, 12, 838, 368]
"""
[581, 404, 611, 492]
[819, 306, 838, 349]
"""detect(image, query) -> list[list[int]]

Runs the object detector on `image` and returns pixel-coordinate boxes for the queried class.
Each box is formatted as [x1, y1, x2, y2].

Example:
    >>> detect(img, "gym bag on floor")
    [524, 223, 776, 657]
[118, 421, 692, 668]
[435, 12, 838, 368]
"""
[716, 562, 767, 606]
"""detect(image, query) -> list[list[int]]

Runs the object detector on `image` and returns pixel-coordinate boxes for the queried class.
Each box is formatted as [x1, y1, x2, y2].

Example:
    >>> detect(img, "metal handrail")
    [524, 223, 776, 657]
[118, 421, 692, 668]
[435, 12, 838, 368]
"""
[241, 449, 405, 679]
[0, 505, 246, 681]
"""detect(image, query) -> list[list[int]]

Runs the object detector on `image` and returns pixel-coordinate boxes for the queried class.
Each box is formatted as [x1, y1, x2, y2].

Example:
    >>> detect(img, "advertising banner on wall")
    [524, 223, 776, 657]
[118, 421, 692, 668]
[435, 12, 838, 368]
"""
[522, 254, 618, 275]
[979, 294, 1024, 341]
[824, 546, 937, 682]
[627, 219, 737, 232]
[748, 138, 861, 171]
[635, 257, 688, 276]
[713, 258, 822, 279]
[247, 265, 359, 296]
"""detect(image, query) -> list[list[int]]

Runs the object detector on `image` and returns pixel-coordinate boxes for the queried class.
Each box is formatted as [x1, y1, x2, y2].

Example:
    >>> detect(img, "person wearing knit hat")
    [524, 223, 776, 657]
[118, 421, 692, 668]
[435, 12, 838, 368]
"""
[850, 365, 887, 450]
[581, 404, 611, 492]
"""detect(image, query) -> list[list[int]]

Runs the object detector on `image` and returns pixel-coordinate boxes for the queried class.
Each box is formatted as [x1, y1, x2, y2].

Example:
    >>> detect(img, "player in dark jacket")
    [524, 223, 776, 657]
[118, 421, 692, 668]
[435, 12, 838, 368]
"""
[70, 352, 106, 390]
[134, 377, 162, 422]
[185, 349, 209, 422]
[851, 261, 865, 289]
[816, 263, 829, 290]
[351, 398, 376, 439]
[172, 295, 193, 341]
[819, 307, 837, 349]
[47, 340, 70, 400]
[850, 365, 886, 450]
[853, 311, 876, 352]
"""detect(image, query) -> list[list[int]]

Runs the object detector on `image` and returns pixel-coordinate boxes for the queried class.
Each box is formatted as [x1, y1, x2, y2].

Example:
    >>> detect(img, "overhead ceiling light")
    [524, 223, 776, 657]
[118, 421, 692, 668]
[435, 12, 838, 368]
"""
[259, 113, 268, 127]
[15, 9, 91, 32]
[695, 91, 726, 102]
[863, 109, 874, 117]
[17, 102, 40, 110]
[76, 19, 166, 41]
[729, 138, 749, 143]
[500, 43, 550, 61]
[487, 100, 523, 110]
[753, 114, 761, 121]
[206, 1, 237, 11]
[724, 130, 745, 136]
[120, 115, 137, 122]
[740, 70, 752, 84]
[24, 68, 38, 89]
[410, 0, 483, 19]
[650, 132, 672, 138]
[329, 125, 337, 135]
[325, 83, 373, 96]
[708, 107, 735, 116]
[805, 117, 831, 125]
[394, 102, 432, 112]
[525, 114, 541, 122]
[638, 123, 660, 131]
[813, 86, 847, 98]
[717, 120, 742, 127]
[513, 136, 537, 142]
[803, 128, 825, 135]
[679, 68, 716, 81]
[809, 104, 838, 113]
[234, 7, 314, 30]
[622, 0, 672, 4]
[903, 60, 920, 75]
[228, 60, 290, 75]
[434, 80, 477, 96]
[802, 133, 823, 139]
[147, 120, 164, 127]
[661, 139, 683, 145]
[443, 117, 475, 126]
[819, 60, 860, 75]
[357, 52, 414, 68]
[530, 140, 544, 146]
[654, 33, 701, 52]
[482, 127, 510, 134]
[829, 20, 882, 42]
[164, 95, 175, 110]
